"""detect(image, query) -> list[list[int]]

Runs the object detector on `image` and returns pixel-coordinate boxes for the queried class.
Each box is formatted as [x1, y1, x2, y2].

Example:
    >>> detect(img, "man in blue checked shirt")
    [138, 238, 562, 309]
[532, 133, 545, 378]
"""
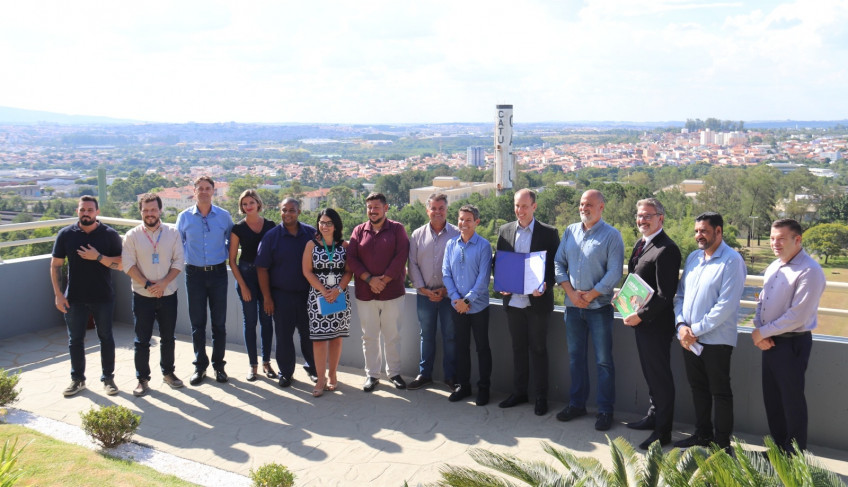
[554, 189, 625, 431]
[176, 176, 234, 386]
[442, 204, 493, 407]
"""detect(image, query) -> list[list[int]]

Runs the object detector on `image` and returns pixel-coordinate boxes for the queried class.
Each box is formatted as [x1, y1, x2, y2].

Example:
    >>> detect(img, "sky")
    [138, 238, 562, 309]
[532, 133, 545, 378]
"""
[1, 0, 846, 124]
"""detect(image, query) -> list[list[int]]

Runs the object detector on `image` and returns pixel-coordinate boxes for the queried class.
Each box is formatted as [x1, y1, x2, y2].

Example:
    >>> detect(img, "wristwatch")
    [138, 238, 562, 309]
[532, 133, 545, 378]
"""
[463, 298, 471, 306]
[144, 280, 152, 289]
[96, 254, 103, 262]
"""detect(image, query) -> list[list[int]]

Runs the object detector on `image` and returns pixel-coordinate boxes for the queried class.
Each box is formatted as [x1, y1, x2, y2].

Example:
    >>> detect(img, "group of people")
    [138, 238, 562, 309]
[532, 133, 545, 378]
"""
[50, 178, 825, 455]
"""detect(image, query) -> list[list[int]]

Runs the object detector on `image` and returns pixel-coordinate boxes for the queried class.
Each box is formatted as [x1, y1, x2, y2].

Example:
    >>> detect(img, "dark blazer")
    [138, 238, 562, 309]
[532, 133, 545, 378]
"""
[496, 219, 561, 313]
[627, 230, 682, 334]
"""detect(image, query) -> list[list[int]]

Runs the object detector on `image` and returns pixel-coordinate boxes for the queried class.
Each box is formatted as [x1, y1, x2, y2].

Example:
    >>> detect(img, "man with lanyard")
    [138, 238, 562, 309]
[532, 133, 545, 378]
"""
[123, 193, 185, 396]
[50, 195, 123, 397]
[496, 188, 560, 416]
[256, 198, 318, 388]
[176, 176, 234, 385]
[553, 189, 624, 431]
[407, 193, 460, 390]
[752, 218, 826, 453]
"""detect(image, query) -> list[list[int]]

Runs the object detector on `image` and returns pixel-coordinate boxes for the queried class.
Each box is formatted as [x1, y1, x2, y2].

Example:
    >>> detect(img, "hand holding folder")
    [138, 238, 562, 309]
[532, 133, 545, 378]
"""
[494, 250, 547, 295]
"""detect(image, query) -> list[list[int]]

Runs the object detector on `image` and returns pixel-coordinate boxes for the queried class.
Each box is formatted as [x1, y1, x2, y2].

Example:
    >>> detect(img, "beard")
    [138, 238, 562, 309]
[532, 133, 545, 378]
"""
[580, 214, 590, 224]
[79, 216, 95, 227]
[144, 217, 161, 229]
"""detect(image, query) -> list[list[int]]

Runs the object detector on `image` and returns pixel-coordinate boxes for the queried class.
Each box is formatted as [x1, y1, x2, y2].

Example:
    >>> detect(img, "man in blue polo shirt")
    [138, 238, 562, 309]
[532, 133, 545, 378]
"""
[256, 198, 318, 388]
[176, 176, 234, 386]
[51, 195, 123, 397]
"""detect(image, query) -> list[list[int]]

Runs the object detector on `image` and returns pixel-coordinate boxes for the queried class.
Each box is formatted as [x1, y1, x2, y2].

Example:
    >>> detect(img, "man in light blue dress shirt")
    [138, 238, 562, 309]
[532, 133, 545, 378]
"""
[553, 189, 624, 431]
[176, 176, 234, 386]
[442, 204, 493, 406]
[673, 212, 746, 450]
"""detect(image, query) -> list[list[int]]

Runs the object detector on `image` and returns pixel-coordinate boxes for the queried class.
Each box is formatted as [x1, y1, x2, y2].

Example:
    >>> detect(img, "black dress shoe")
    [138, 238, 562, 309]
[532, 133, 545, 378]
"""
[556, 405, 587, 422]
[278, 375, 292, 388]
[674, 434, 713, 448]
[475, 387, 489, 406]
[498, 394, 529, 409]
[639, 431, 671, 450]
[189, 370, 206, 386]
[534, 397, 548, 416]
[627, 414, 656, 430]
[449, 384, 472, 402]
[363, 376, 379, 392]
[214, 368, 228, 383]
[389, 375, 407, 389]
[408, 375, 432, 390]
[595, 412, 614, 431]
[445, 379, 457, 391]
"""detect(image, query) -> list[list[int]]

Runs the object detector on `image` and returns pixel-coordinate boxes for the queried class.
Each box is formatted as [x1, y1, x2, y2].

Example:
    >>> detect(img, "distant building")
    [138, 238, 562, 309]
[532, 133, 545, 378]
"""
[466, 146, 485, 167]
[409, 177, 497, 206]
[659, 179, 704, 199]
[302, 188, 332, 211]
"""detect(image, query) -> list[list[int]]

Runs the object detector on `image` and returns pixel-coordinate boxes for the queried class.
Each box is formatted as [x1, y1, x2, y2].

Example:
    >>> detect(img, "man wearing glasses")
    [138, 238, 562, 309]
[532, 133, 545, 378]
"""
[256, 198, 318, 387]
[176, 176, 234, 386]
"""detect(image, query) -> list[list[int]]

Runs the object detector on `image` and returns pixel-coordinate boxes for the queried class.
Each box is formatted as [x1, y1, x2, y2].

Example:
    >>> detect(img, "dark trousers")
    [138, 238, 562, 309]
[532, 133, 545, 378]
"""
[186, 265, 228, 371]
[635, 329, 675, 435]
[65, 301, 115, 382]
[763, 333, 812, 452]
[133, 292, 178, 381]
[237, 263, 274, 366]
[682, 343, 734, 447]
[505, 306, 549, 398]
[272, 289, 315, 379]
[452, 307, 491, 390]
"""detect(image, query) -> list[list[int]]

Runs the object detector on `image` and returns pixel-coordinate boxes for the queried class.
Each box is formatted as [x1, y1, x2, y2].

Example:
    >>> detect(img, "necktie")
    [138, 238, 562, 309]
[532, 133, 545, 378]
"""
[633, 239, 646, 259]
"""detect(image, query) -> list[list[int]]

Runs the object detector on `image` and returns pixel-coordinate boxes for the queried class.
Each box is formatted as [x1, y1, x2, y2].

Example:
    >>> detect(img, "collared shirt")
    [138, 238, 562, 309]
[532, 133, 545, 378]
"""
[508, 218, 535, 309]
[52, 221, 122, 303]
[673, 241, 746, 346]
[754, 249, 825, 338]
[641, 226, 663, 247]
[408, 221, 460, 290]
[122, 223, 184, 297]
[347, 218, 410, 301]
[175, 204, 233, 267]
[554, 219, 624, 309]
[442, 232, 492, 314]
[254, 222, 316, 292]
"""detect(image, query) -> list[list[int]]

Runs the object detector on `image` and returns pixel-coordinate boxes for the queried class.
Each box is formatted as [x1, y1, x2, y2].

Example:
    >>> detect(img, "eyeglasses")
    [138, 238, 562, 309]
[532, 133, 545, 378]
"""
[201, 216, 210, 232]
[318, 221, 334, 227]
[636, 213, 660, 220]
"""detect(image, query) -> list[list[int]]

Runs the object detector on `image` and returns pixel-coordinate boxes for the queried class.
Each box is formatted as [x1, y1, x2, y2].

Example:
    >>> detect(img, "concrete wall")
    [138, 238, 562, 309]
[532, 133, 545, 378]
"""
[6, 261, 847, 450]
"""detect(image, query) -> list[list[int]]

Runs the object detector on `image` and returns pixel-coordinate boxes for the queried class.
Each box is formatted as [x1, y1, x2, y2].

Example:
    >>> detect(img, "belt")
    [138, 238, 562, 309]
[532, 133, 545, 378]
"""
[187, 262, 227, 272]
[776, 331, 811, 338]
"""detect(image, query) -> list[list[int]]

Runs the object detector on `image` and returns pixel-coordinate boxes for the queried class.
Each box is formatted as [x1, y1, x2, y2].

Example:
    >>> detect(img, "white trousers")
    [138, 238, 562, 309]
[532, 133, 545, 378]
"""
[356, 296, 404, 378]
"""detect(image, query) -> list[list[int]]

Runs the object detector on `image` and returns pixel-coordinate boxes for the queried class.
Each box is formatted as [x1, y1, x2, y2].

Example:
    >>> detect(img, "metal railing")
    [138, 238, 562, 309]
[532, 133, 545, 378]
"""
[2, 217, 847, 318]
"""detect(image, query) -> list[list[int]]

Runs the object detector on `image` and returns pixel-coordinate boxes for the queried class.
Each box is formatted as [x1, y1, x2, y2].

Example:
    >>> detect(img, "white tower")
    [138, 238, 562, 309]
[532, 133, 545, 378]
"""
[494, 104, 514, 194]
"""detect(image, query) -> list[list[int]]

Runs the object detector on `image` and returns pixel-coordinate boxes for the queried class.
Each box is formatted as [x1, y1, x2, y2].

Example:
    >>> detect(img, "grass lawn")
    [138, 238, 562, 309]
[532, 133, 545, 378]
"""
[0, 424, 198, 487]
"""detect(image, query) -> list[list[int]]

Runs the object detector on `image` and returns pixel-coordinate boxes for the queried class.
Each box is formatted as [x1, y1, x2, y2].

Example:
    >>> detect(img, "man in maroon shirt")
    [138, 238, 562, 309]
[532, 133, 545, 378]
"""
[347, 193, 410, 392]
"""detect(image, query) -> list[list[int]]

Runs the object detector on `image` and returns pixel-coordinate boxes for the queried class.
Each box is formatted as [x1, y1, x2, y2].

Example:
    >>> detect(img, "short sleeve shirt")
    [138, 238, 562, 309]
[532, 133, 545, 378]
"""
[52, 221, 122, 303]
[232, 218, 277, 264]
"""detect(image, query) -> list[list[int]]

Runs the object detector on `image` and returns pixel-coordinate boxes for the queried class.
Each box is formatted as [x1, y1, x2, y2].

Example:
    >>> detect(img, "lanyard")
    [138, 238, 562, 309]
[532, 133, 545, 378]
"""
[143, 227, 163, 253]
[321, 239, 336, 263]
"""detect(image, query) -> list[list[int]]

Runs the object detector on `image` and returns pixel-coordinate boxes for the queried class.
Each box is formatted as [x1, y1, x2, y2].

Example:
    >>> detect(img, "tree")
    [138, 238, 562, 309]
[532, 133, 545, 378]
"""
[819, 194, 848, 223]
[804, 223, 848, 264]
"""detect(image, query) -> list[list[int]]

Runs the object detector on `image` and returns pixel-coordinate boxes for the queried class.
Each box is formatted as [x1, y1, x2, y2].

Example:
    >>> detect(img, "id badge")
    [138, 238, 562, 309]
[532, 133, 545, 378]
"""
[152, 253, 159, 264]
[326, 274, 337, 286]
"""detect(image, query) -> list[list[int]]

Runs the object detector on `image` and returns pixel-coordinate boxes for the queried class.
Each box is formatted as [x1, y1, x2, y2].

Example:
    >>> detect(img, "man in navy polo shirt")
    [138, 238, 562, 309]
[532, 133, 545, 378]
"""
[50, 195, 123, 397]
[176, 176, 234, 386]
[256, 198, 318, 388]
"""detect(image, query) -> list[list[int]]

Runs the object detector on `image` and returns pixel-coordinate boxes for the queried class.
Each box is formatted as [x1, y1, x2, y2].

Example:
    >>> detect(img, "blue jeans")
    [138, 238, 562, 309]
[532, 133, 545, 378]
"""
[416, 294, 455, 380]
[565, 305, 615, 413]
[185, 265, 228, 371]
[133, 292, 178, 381]
[65, 301, 115, 382]
[237, 263, 274, 365]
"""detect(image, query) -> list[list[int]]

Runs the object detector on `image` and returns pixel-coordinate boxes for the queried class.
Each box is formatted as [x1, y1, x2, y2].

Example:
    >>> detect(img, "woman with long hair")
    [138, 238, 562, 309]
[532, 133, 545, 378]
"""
[301, 208, 352, 397]
[229, 190, 277, 381]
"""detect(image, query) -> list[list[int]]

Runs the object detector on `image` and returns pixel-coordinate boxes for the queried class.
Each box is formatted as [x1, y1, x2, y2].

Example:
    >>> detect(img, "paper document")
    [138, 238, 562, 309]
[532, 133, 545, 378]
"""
[318, 292, 346, 316]
[612, 273, 655, 316]
[493, 250, 547, 295]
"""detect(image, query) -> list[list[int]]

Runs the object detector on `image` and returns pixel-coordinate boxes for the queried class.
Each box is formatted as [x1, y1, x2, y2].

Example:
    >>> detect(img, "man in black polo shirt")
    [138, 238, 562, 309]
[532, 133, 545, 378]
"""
[50, 195, 123, 397]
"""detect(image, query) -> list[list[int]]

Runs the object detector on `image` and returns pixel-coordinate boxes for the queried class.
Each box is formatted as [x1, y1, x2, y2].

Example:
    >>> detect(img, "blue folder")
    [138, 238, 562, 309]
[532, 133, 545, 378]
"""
[318, 292, 347, 315]
[493, 250, 547, 295]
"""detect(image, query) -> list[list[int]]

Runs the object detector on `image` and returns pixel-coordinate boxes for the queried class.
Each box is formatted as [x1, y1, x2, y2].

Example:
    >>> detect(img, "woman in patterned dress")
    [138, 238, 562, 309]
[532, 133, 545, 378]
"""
[301, 208, 352, 397]
[229, 189, 277, 382]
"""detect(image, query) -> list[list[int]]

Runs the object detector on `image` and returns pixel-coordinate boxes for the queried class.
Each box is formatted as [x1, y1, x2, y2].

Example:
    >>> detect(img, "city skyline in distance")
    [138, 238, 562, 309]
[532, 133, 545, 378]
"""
[2, 0, 846, 125]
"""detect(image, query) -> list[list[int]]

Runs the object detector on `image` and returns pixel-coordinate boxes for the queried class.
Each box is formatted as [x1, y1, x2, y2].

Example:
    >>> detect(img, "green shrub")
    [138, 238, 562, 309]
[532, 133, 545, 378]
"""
[249, 463, 295, 487]
[0, 438, 27, 487]
[80, 405, 141, 448]
[0, 370, 21, 408]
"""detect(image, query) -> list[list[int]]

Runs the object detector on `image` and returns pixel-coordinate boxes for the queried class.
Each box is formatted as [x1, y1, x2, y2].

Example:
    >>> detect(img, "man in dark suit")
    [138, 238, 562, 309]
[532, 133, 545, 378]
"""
[622, 197, 681, 449]
[496, 188, 561, 416]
